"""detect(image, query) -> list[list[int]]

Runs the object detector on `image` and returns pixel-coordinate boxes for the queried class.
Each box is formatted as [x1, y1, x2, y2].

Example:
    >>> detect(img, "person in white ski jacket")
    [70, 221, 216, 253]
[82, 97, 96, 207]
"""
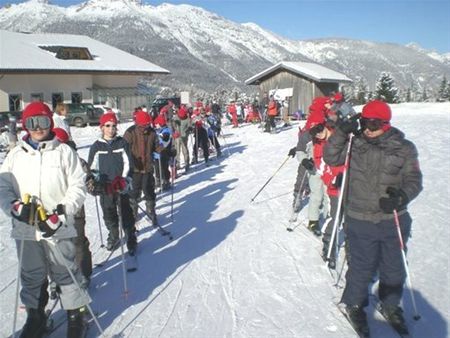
[0, 102, 90, 338]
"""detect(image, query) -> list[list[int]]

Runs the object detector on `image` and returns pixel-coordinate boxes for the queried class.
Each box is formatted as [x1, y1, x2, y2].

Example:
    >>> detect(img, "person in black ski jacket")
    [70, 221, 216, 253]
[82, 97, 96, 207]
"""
[88, 113, 137, 253]
[323, 100, 422, 336]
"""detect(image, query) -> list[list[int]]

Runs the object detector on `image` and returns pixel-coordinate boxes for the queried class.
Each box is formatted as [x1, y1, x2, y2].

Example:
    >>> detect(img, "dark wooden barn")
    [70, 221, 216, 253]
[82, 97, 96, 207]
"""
[245, 61, 352, 114]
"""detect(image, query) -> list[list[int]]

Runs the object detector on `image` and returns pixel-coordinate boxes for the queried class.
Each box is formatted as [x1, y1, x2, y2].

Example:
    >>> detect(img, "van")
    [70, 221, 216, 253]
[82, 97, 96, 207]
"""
[151, 97, 181, 116]
[66, 103, 103, 127]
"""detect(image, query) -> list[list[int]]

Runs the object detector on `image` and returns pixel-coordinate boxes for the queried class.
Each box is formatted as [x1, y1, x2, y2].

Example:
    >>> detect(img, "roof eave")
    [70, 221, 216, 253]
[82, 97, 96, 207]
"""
[0, 69, 171, 75]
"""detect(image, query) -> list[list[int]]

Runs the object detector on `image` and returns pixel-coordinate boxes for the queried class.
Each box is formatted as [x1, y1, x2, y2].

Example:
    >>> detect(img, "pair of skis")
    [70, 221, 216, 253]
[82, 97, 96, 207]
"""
[336, 296, 413, 338]
[94, 246, 138, 273]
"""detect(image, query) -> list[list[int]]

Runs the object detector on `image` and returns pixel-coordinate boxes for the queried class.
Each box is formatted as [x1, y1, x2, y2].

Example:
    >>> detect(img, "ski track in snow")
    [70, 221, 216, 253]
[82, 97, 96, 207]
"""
[0, 102, 449, 338]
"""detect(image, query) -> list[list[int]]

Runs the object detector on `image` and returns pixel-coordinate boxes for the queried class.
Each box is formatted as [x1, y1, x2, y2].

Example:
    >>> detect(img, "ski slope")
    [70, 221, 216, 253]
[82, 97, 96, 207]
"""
[0, 102, 449, 338]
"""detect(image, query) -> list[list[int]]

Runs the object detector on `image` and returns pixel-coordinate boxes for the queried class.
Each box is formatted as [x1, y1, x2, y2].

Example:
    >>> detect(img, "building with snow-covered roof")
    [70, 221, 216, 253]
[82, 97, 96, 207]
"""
[0, 29, 169, 116]
[245, 61, 352, 115]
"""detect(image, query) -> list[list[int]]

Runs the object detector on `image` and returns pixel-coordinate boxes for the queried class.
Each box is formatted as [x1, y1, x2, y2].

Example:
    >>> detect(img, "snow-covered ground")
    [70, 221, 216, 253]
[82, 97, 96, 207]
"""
[0, 102, 449, 338]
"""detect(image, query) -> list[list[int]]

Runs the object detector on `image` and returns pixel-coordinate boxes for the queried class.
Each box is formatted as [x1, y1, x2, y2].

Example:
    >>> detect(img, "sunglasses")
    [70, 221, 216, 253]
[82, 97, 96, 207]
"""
[25, 116, 51, 131]
[360, 118, 385, 132]
[103, 124, 117, 128]
[309, 123, 325, 137]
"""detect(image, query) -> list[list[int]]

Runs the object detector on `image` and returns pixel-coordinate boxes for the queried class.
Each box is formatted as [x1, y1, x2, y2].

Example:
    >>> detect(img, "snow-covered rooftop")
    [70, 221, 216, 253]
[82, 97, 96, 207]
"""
[245, 61, 352, 85]
[0, 30, 170, 75]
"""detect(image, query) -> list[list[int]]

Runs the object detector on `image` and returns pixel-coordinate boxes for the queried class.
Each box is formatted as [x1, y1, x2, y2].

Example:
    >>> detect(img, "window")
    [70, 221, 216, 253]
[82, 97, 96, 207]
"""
[9, 94, 22, 111]
[52, 93, 64, 109]
[38, 46, 93, 60]
[31, 93, 44, 102]
[71, 92, 82, 104]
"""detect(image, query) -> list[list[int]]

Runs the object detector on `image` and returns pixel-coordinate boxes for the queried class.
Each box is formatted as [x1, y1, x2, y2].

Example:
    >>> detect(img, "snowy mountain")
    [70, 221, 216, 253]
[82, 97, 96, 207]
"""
[0, 102, 449, 337]
[1, 0, 449, 94]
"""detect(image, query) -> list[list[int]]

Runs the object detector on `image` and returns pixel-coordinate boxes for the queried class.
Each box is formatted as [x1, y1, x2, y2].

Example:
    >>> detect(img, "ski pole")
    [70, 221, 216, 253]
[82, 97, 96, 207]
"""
[171, 158, 175, 223]
[220, 130, 231, 157]
[94, 196, 105, 248]
[326, 135, 354, 263]
[334, 252, 347, 289]
[250, 156, 291, 202]
[393, 209, 421, 321]
[158, 157, 164, 195]
[46, 238, 105, 336]
[12, 239, 24, 338]
[116, 195, 129, 299]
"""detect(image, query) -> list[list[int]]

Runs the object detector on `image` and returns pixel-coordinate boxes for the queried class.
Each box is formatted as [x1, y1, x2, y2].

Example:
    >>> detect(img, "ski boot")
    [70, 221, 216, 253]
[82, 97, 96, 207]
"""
[67, 306, 88, 338]
[345, 305, 370, 338]
[379, 304, 409, 336]
[162, 181, 171, 191]
[308, 220, 322, 237]
[126, 228, 138, 255]
[106, 227, 119, 251]
[322, 240, 336, 269]
[19, 308, 47, 338]
[146, 201, 158, 226]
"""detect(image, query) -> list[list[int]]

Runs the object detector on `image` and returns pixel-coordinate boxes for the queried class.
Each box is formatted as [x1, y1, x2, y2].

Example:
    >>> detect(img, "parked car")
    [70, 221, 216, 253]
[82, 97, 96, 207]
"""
[151, 97, 181, 116]
[66, 103, 103, 127]
[0, 111, 22, 129]
[93, 105, 122, 122]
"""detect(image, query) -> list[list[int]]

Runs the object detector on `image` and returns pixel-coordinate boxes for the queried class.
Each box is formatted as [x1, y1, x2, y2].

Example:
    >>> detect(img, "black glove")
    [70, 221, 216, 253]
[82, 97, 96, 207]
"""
[288, 147, 297, 158]
[337, 113, 361, 134]
[379, 187, 409, 213]
[301, 158, 315, 171]
[11, 199, 33, 224]
[170, 148, 177, 158]
[333, 173, 344, 188]
[37, 207, 63, 238]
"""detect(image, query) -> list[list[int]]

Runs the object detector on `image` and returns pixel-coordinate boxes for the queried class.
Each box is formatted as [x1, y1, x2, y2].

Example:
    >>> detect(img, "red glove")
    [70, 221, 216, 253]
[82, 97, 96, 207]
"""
[107, 176, 132, 194]
[173, 131, 181, 139]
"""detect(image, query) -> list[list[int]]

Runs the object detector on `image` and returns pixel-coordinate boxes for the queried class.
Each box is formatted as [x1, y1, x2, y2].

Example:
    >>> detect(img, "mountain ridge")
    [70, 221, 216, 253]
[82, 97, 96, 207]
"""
[1, 0, 449, 96]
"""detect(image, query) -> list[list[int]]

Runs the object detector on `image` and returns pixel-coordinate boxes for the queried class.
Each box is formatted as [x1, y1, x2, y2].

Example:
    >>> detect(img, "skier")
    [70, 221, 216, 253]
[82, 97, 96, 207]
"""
[191, 115, 210, 165]
[324, 100, 423, 336]
[53, 128, 93, 285]
[154, 123, 176, 191]
[87, 112, 137, 254]
[123, 110, 161, 225]
[265, 95, 278, 133]
[291, 97, 332, 236]
[172, 104, 192, 172]
[205, 111, 222, 157]
[0, 102, 90, 338]
[304, 111, 346, 269]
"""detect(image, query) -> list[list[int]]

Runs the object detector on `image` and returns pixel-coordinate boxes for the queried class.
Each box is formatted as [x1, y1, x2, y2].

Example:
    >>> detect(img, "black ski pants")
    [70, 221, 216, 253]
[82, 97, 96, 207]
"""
[341, 213, 412, 308]
[129, 171, 156, 216]
[193, 127, 209, 162]
[100, 193, 135, 236]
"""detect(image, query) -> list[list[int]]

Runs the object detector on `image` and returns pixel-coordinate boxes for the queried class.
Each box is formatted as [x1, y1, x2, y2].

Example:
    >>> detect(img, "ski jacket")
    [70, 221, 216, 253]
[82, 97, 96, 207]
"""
[172, 114, 192, 139]
[0, 136, 86, 240]
[267, 100, 278, 117]
[323, 127, 422, 222]
[52, 113, 72, 139]
[88, 136, 132, 181]
[123, 125, 160, 173]
[312, 136, 345, 197]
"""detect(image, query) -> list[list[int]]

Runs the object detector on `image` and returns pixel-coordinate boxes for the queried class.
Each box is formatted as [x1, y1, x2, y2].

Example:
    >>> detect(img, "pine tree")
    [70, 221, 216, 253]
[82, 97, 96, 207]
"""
[405, 88, 412, 102]
[421, 88, 428, 102]
[354, 78, 368, 105]
[437, 76, 449, 102]
[375, 72, 400, 103]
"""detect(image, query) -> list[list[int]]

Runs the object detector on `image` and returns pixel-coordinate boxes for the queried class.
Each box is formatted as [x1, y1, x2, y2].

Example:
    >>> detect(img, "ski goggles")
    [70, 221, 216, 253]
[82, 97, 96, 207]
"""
[360, 118, 386, 132]
[309, 123, 325, 137]
[24, 115, 52, 131]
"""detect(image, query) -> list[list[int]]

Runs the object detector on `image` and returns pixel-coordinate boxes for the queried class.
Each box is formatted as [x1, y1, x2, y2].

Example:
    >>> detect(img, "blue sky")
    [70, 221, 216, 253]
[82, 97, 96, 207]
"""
[3, 0, 450, 53]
